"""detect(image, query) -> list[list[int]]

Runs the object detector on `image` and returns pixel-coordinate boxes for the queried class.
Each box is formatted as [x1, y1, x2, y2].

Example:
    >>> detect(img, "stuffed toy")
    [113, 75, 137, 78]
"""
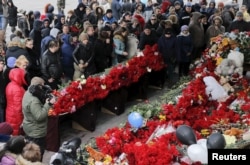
[215, 50, 244, 77]
[203, 76, 228, 100]
[219, 76, 234, 93]
[215, 59, 236, 76]
[227, 49, 244, 69]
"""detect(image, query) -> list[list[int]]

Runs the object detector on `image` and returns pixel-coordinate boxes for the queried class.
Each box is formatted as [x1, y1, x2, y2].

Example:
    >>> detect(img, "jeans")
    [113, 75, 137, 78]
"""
[0, 15, 3, 30]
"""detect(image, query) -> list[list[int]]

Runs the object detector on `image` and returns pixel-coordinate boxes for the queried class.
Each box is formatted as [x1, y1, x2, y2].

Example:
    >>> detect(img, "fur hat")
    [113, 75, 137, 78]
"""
[30, 77, 45, 85]
[0, 122, 13, 135]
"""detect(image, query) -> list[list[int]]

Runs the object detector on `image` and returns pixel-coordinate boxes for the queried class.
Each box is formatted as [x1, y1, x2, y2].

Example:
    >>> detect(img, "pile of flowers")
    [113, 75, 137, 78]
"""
[79, 32, 250, 164]
[209, 31, 250, 63]
[51, 44, 165, 115]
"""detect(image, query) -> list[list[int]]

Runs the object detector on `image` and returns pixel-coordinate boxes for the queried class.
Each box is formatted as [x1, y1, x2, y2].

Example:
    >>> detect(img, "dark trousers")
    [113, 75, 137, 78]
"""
[179, 62, 190, 77]
[25, 135, 46, 161]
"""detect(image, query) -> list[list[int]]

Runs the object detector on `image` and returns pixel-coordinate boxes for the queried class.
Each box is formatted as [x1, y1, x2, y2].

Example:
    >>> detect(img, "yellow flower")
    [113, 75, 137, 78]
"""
[103, 155, 112, 164]
[222, 38, 229, 46]
[159, 114, 166, 121]
[216, 57, 223, 66]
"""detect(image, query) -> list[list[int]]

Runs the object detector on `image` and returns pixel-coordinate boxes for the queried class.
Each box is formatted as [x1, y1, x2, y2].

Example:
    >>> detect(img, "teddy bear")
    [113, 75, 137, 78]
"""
[219, 76, 234, 93]
[215, 59, 236, 76]
[215, 50, 244, 77]
[203, 76, 228, 101]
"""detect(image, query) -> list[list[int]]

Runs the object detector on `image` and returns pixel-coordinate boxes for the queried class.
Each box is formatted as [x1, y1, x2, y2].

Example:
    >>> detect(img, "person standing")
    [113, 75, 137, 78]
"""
[0, 135, 26, 164]
[41, 40, 63, 90]
[22, 77, 56, 160]
[0, 56, 6, 122]
[72, 32, 96, 80]
[2, 0, 8, 32]
[7, 0, 17, 33]
[5, 68, 27, 135]
[177, 25, 193, 77]
[57, 0, 65, 15]
[157, 28, 177, 86]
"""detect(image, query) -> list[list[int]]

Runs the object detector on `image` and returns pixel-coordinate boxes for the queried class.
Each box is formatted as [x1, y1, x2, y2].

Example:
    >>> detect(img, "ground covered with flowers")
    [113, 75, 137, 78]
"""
[74, 32, 250, 165]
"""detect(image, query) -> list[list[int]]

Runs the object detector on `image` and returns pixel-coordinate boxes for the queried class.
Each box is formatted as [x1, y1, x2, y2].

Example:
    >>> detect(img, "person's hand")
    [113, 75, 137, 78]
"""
[48, 78, 54, 83]
[122, 52, 128, 56]
[84, 62, 88, 67]
[46, 97, 56, 105]
[106, 38, 110, 44]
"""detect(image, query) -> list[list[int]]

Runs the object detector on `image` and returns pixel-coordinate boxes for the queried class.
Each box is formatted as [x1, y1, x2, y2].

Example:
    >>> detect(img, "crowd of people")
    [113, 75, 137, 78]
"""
[0, 0, 250, 163]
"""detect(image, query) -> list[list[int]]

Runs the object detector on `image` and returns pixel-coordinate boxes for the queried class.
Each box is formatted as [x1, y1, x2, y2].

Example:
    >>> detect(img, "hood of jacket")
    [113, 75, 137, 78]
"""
[33, 19, 43, 31]
[9, 68, 27, 86]
[62, 34, 71, 45]
[190, 12, 202, 25]
[49, 28, 60, 38]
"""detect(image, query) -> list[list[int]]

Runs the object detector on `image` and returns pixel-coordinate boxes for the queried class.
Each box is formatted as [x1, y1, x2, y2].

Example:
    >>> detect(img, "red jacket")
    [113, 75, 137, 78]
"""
[5, 68, 27, 135]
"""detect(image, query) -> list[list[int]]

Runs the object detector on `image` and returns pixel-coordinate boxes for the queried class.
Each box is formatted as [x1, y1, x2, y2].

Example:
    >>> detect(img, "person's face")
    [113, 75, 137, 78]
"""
[106, 13, 112, 18]
[155, 9, 161, 15]
[50, 45, 59, 53]
[82, 39, 88, 45]
[186, 6, 192, 12]
[237, 15, 243, 20]
[125, 15, 131, 21]
[26, 40, 34, 49]
[0, 61, 4, 72]
[214, 19, 220, 26]
[122, 31, 128, 37]
[144, 29, 151, 35]
[175, 4, 181, 9]
[120, 21, 127, 28]
[44, 21, 50, 27]
[72, 36, 78, 43]
[20, 62, 28, 69]
[87, 27, 95, 36]
[150, 17, 157, 24]
[61, 17, 65, 24]
[182, 30, 189, 34]
[111, 23, 117, 30]
[63, 26, 69, 34]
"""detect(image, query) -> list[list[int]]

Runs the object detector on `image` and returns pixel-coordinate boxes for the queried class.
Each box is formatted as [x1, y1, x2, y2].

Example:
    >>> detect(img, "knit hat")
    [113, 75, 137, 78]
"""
[174, 1, 181, 6]
[30, 77, 45, 85]
[186, 2, 192, 7]
[7, 57, 17, 68]
[106, 9, 112, 14]
[144, 24, 151, 30]
[0, 122, 13, 135]
[34, 11, 41, 19]
[181, 25, 189, 31]
[236, 11, 243, 17]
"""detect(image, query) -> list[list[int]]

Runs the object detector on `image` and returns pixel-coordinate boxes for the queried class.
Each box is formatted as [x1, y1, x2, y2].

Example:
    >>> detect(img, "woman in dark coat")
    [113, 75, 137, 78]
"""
[7, 0, 17, 33]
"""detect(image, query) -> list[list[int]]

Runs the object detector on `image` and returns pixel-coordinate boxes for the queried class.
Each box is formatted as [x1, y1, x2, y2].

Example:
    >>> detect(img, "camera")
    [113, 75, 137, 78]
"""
[42, 85, 55, 101]
[50, 137, 82, 165]
[29, 84, 56, 104]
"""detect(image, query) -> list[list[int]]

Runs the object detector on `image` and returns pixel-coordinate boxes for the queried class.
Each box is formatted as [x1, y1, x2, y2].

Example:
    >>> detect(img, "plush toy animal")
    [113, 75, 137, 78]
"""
[203, 76, 228, 100]
[215, 50, 244, 77]
[219, 76, 234, 93]
[126, 34, 139, 59]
